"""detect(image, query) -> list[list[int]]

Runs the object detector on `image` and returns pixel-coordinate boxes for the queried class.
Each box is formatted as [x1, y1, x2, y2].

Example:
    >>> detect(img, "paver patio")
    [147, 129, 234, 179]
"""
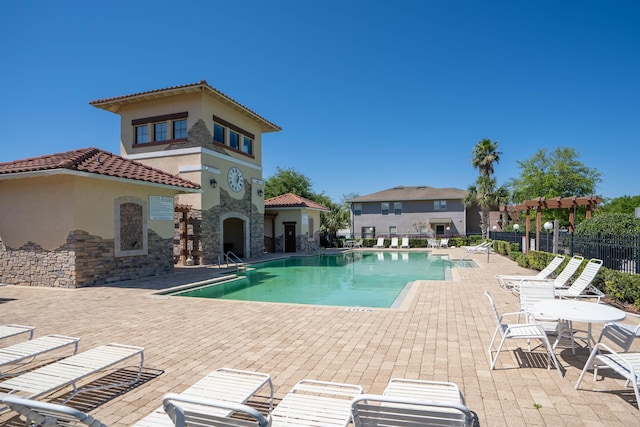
[1, 248, 639, 426]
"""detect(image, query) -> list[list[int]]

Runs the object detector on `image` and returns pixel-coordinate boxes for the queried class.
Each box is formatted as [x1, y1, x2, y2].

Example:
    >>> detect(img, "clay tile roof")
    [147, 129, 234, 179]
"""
[265, 193, 330, 211]
[89, 80, 281, 133]
[0, 147, 201, 190]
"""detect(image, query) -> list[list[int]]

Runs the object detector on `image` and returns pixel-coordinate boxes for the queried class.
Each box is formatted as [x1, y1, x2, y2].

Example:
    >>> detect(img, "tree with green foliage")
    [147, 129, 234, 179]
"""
[596, 195, 640, 215]
[264, 167, 350, 246]
[508, 147, 601, 203]
[465, 139, 510, 238]
[264, 167, 315, 200]
[507, 147, 602, 227]
[575, 212, 640, 236]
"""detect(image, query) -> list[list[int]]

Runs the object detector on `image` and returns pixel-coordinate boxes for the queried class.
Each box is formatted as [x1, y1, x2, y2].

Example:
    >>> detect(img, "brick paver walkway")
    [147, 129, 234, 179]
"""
[1, 248, 639, 426]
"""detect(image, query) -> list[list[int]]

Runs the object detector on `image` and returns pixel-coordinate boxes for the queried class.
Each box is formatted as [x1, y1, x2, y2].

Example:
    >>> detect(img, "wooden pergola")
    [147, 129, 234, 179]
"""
[500, 195, 602, 251]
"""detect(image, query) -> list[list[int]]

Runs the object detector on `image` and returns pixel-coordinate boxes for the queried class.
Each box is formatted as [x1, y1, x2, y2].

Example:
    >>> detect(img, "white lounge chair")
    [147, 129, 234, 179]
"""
[162, 394, 271, 427]
[353, 238, 363, 248]
[0, 334, 80, 376]
[555, 258, 604, 301]
[439, 237, 449, 248]
[485, 290, 562, 376]
[400, 237, 410, 248]
[576, 342, 640, 410]
[134, 368, 273, 426]
[160, 379, 362, 427]
[0, 343, 144, 404]
[0, 395, 107, 427]
[383, 378, 465, 405]
[389, 237, 399, 248]
[373, 237, 385, 248]
[0, 324, 35, 342]
[271, 379, 363, 426]
[461, 241, 492, 253]
[351, 395, 473, 426]
[496, 255, 565, 289]
[511, 255, 584, 295]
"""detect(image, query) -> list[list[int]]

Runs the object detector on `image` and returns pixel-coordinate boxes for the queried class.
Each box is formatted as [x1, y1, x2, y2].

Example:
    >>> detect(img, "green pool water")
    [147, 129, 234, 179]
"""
[173, 252, 457, 308]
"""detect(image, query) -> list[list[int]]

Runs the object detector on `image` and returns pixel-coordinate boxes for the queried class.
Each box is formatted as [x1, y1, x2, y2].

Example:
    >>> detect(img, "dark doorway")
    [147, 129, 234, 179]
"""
[284, 222, 296, 252]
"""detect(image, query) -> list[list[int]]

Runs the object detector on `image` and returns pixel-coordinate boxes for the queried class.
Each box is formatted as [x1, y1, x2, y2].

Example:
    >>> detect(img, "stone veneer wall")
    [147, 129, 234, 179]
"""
[0, 229, 173, 288]
[189, 184, 265, 265]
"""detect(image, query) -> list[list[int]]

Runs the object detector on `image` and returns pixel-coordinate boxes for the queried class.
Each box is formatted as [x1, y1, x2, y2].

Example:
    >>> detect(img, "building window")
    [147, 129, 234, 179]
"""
[131, 112, 188, 146]
[173, 119, 187, 139]
[243, 136, 253, 154]
[381, 202, 389, 216]
[353, 203, 362, 216]
[154, 123, 167, 141]
[434, 200, 447, 210]
[213, 123, 225, 144]
[362, 226, 375, 239]
[135, 125, 148, 144]
[389, 226, 397, 235]
[229, 131, 240, 150]
[394, 202, 402, 215]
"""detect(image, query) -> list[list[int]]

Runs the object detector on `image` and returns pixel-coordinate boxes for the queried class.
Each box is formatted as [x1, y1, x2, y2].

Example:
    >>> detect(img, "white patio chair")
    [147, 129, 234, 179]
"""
[389, 237, 399, 248]
[597, 317, 640, 352]
[0, 395, 107, 427]
[400, 237, 410, 248]
[518, 282, 559, 335]
[440, 237, 449, 248]
[485, 290, 562, 376]
[428, 238, 440, 248]
[576, 342, 640, 410]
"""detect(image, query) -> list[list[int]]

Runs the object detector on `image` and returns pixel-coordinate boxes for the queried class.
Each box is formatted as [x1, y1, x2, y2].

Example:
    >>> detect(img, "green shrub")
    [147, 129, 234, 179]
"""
[575, 212, 640, 236]
[602, 269, 640, 309]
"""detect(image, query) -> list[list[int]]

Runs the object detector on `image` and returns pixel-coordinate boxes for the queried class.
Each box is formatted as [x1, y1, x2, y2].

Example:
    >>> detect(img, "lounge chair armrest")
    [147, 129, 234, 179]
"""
[163, 393, 271, 427]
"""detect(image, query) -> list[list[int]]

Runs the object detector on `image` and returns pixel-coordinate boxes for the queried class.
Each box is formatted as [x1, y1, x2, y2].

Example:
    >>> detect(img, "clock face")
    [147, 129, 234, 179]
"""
[227, 167, 244, 192]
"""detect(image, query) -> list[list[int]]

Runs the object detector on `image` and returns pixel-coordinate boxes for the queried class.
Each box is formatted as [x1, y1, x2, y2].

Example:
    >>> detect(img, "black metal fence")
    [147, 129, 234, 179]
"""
[489, 231, 640, 274]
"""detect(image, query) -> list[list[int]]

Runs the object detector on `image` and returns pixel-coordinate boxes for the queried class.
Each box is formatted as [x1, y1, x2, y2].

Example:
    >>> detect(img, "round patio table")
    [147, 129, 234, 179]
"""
[533, 299, 626, 354]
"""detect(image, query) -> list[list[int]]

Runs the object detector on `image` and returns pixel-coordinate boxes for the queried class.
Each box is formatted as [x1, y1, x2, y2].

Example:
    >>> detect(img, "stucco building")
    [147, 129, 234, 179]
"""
[90, 81, 281, 265]
[264, 193, 330, 253]
[349, 186, 483, 238]
[0, 148, 200, 287]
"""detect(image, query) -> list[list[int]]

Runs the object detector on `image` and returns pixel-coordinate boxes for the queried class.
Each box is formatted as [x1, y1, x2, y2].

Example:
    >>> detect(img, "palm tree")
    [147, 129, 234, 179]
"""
[471, 139, 502, 176]
[466, 139, 509, 238]
[465, 175, 510, 238]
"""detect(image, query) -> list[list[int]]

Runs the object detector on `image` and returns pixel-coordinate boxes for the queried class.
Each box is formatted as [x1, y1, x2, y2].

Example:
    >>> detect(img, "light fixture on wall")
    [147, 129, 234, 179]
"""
[257, 189, 264, 196]
[209, 178, 217, 188]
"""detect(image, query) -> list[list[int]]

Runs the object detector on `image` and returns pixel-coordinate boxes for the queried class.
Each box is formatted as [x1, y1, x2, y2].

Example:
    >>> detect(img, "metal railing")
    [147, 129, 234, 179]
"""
[490, 231, 640, 274]
[307, 240, 323, 254]
[219, 251, 245, 274]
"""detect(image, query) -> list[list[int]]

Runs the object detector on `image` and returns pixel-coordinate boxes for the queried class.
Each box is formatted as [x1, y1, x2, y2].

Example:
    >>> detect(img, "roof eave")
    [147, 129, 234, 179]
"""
[90, 82, 282, 133]
[0, 169, 202, 193]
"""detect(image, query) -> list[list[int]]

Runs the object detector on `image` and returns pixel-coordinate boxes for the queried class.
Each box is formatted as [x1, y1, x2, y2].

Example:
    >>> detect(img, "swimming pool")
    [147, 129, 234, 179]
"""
[172, 252, 463, 308]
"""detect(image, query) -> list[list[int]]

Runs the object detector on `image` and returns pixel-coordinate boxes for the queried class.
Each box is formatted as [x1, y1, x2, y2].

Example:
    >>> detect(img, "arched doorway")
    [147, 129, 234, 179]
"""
[221, 214, 249, 258]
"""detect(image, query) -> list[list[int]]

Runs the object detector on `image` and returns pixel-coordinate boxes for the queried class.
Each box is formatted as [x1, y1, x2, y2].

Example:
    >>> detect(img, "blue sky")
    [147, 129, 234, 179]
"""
[1, 1, 638, 203]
